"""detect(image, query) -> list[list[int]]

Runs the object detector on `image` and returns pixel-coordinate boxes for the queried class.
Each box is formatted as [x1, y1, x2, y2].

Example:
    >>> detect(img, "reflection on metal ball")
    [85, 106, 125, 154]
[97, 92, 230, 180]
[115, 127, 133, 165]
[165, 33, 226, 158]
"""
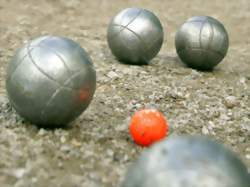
[175, 16, 229, 70]
[107, 8, 164, 65]
[121, 136, 250, 187]
[6, 35, 96, 127]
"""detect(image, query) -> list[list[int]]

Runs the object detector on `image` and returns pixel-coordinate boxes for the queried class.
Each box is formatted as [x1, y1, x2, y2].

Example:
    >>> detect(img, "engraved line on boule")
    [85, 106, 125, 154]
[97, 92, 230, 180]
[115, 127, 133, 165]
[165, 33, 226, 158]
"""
[40, 87, 61, 118]
[6, 48, 35, 83]
[27, 42, 66, 88]
[208, 20, 215, 52]
[27, 45, 84, 91]
[111, 24, 149, 51]
[107, 12, 126, 40]
[37, 43, 72, 76]
[177, 19, 224, 57]
[109, 9, 143, 41]
[109, 9, 142, 39]
[27, 41, 89, 91]
[200, 18, 208, 62]
[40, 68, 87, 118]
[220, 29, 228, 55]
[177, 48, 223, 58]
[115, 25, 149, 63]
[199, 18, 207, 50]
[177, 48, 223, 56]
[203, 19, 213, 62]
[7, 36, 53, 83]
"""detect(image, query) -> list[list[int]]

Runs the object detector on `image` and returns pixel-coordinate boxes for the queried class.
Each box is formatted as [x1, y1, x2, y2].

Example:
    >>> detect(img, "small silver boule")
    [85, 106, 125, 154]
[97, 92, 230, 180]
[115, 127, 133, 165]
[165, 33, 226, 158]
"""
[6, 35, 96, 127]
[121, 136, 250, 187]
[107, 8, 164, 65]
[175, 16, 229, 70]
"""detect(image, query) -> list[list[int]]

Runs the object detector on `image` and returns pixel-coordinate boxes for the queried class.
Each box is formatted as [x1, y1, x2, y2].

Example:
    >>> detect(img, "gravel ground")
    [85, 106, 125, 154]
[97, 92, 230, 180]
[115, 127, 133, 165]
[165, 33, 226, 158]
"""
[0, 0, 249, 186]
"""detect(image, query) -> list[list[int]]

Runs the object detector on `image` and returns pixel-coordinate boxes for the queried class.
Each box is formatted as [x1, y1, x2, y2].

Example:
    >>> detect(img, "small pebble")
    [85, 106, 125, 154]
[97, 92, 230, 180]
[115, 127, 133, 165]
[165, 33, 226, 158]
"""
[224, 96, 238, 108]
[202, 126, 209, 135]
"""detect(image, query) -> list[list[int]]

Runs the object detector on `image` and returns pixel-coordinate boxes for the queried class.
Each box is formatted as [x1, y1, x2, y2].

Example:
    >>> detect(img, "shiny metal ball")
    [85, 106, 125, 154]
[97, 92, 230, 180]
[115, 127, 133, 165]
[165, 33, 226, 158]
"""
[175, 16, 229, 70]
[107, 8, 164, 65]
[121, 136, 250, 187]
[6, 35, 96, 127]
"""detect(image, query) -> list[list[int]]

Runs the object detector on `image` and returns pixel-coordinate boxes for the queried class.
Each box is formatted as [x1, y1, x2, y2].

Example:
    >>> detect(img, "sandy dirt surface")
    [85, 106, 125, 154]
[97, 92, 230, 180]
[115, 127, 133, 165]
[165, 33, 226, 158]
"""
[0, 0, 249, 186]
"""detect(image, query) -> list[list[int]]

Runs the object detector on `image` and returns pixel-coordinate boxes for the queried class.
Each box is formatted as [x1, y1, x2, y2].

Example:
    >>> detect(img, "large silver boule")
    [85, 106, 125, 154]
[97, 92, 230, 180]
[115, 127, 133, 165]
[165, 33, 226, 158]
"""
[6, 35, 96, 127]
[175, 16, 229, 70]
[107, 8, 164, 65]
[121, 136, 250, 187]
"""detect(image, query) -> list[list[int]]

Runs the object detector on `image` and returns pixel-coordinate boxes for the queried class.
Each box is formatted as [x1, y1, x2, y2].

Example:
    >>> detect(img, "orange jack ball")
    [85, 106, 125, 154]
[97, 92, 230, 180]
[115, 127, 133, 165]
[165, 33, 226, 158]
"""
[129, 109, 168, 147]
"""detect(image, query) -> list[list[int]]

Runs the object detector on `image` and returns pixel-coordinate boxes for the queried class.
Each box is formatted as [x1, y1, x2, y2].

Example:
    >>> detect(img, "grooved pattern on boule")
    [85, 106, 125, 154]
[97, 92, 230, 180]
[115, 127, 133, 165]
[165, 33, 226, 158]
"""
[6, 36, 51, 83]
[6, 35, 96, 127]
[107, 8, 164, 64]
[175, 16, 229, 70]
[108, 9, 143, 41]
